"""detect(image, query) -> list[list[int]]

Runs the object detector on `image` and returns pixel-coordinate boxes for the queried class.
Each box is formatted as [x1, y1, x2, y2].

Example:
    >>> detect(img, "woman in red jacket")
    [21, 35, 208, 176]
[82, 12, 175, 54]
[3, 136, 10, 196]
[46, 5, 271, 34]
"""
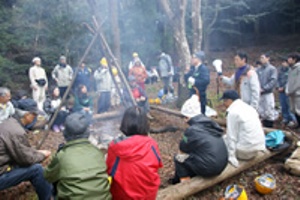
[106, 106, 163, 200]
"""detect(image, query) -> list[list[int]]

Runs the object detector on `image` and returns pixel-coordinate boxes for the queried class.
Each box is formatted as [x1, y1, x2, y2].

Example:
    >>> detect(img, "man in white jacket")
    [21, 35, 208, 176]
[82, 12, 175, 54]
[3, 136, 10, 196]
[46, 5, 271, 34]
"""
[221, 90, 266, 167]
[29, 57, 48, 111]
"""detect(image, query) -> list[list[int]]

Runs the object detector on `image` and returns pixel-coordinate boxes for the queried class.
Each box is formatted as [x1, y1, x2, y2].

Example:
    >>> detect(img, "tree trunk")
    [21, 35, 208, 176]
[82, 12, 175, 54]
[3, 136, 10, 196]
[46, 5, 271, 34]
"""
[191, 0, 202, 53]
[158, 0, 191, 106]
[109, 0, 121, 66]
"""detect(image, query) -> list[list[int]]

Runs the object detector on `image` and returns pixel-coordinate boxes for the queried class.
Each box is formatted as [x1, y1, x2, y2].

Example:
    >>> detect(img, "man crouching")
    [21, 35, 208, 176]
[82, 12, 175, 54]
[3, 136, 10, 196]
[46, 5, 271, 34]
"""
[171, 94, 228, 184]
[44, 112, 111, 199]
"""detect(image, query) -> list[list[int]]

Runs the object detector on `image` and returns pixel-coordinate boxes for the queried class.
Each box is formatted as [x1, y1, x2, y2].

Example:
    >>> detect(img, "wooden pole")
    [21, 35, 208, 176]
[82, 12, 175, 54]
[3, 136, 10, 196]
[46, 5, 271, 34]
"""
[92, 16, 137, 107]
[36, 31, 99, 149]
[92, 17, 130, 108]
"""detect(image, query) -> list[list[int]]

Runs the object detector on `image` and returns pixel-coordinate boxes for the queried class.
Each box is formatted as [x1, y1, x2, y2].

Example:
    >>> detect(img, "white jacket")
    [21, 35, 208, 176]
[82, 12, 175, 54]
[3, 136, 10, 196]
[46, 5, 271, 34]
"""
[225, 99, 265, 167]
[29, 65, 48, 88]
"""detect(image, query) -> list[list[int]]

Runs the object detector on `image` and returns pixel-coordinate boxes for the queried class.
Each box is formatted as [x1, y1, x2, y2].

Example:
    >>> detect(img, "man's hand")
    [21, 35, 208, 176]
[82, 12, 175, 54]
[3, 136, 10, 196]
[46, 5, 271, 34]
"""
[38, 150, 51, 159]
[140, 96, 146, 101]
[278, 87, 284, 92]
[83, 107, 90, 112]
[188, 77, 195, 86]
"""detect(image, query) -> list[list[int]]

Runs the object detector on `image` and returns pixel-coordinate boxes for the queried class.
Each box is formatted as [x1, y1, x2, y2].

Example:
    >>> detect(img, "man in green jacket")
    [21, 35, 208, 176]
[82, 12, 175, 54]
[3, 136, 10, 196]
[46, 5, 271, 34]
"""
[44, 112, 111, 200]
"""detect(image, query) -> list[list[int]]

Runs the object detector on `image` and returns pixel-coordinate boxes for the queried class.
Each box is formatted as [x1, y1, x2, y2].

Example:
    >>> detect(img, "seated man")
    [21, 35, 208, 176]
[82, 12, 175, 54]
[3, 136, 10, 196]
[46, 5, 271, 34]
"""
[171, 94, 228, 184]
[220, 90, 266, 167]
[0, 87, 15, 124]
[44, 112, 111, 199]
[0, 118, 52, 200]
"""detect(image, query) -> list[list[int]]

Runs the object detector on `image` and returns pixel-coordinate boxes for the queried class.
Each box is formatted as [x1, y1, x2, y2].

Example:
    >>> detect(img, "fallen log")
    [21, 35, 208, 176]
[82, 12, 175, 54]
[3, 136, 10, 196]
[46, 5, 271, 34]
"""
[157, 149, 282, 200]
[152, 105, 298, 199]
[93, 110, 123, 121]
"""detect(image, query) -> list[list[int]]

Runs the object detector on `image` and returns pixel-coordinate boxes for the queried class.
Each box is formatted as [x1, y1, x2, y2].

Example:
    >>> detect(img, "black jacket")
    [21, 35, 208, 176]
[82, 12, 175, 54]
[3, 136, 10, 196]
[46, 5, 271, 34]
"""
[180, 115, 228, 177]
[184, 64, 210, 94]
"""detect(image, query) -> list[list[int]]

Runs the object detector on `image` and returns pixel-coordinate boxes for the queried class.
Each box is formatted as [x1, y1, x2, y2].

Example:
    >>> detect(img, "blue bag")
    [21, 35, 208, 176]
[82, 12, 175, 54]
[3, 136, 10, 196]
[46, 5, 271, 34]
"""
[265, 130, 285, 149]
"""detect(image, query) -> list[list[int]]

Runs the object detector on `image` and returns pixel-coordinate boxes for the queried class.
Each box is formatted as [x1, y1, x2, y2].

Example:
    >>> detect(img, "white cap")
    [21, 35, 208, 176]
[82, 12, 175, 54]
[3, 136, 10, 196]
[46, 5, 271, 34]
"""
[32, 57, 41, 63]
[181, 95, 201, 118]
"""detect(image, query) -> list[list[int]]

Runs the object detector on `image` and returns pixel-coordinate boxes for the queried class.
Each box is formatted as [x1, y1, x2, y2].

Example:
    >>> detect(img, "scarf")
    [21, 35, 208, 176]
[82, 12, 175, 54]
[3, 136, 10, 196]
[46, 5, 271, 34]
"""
[235, 65, 247, 83]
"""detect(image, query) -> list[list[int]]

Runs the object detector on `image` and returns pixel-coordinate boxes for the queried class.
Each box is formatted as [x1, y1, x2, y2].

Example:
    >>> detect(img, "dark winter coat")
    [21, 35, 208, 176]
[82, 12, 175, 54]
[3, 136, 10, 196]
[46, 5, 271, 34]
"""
[184, 64, 210, 94]
[277, 66, 289, 89]
[180, 114, 228, 177]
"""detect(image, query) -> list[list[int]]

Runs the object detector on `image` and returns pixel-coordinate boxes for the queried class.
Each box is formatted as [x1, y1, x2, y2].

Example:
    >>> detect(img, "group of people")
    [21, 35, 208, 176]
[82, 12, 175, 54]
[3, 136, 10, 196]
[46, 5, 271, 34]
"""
[1, 49, 300, 199]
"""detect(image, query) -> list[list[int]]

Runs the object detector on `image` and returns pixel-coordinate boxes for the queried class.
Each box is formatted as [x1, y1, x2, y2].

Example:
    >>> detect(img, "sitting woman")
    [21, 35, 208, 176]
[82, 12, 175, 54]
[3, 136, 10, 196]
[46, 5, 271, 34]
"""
[44, 87, 69, 132]
[106, 106, 162, 199]
[171, 94, 228, 184]
[73, 84, 93, 123]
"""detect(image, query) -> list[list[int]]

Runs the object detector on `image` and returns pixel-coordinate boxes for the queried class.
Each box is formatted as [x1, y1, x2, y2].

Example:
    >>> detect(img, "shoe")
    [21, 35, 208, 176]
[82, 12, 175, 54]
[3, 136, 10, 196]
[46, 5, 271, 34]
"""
[52, 125, 60, 133]
[59, 125, 65, 131]
[287, 121, 298, 128]
[147, 113, 154, 120]
[281, 120, 289, 126]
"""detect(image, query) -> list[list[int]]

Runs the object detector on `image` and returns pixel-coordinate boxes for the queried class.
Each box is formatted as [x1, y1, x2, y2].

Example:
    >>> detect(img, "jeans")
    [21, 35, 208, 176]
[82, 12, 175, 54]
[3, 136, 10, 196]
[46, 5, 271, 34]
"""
[172, 158, 196, 184]
[52, 111, 68, 128]
[59, 87, 68, 98]
[0, 164, 52, 200]
[279, 92, 296, 122]
[97, 91, 111, 113]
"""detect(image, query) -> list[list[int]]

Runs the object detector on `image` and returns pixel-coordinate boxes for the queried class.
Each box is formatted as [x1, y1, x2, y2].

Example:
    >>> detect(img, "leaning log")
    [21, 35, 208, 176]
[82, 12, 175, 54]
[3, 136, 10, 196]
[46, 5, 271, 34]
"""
[157, 149, 282, 200]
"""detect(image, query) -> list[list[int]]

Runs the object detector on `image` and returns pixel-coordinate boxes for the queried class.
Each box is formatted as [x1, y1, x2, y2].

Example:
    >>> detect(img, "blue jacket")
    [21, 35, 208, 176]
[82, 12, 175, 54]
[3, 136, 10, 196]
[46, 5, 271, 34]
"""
[185, 64, 210, 94]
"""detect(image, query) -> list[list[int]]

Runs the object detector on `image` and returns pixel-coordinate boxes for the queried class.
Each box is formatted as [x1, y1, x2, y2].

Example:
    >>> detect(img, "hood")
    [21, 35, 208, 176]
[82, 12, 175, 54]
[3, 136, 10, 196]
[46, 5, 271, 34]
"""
[109, 135, 154, 161]
[188, 114, 223, 137]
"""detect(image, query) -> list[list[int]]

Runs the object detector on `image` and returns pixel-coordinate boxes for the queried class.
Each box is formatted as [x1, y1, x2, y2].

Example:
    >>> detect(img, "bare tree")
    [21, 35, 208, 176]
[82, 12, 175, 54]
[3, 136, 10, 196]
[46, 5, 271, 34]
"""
[191, 0, 203, 53]
[158, 0, 191, 69]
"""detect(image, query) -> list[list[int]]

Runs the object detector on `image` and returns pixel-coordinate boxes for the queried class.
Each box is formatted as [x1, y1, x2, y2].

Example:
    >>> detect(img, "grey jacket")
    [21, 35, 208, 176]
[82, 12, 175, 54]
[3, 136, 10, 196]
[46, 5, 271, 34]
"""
[158, 54, 173, 77]
[94, 68, 112, 92]
[0, 118, 45, 175]
[222, 67, 260, 110]
[52, 64, 73, 87]
[256, 63, 277, 94]
[286, 62, 300, 96]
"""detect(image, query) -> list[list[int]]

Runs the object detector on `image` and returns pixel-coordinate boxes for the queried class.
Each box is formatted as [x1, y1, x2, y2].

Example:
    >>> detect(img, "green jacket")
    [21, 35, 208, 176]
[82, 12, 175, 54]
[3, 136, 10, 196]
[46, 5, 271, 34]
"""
[44, 139, 111, 200]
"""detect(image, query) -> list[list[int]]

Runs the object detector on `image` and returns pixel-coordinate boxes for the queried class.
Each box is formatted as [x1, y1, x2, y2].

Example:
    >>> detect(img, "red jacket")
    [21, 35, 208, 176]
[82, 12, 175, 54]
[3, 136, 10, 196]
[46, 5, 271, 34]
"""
[106, 135, 163, 200]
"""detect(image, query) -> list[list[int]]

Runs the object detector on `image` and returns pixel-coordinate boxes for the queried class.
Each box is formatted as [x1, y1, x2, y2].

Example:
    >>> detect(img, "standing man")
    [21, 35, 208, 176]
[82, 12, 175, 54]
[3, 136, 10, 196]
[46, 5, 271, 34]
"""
[73, 62, 92, 92]
[220, 90, 265, 167]
[94, 57, 112, 113]
[220, 52, 260, 110]
[185, 51, 210, 114]
[256, 53, 278, 127]
[29, 57, 48, 111]
[158, 52, 175, 98]
[286, 54, 300, 127]
[52, 56, 73, 98]
[277, 58, 298, 127]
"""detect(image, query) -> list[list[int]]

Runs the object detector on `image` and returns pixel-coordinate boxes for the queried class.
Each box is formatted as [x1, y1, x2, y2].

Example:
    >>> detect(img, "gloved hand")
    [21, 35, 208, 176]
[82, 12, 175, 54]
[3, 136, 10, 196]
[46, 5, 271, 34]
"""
[188, 77, 195, 86]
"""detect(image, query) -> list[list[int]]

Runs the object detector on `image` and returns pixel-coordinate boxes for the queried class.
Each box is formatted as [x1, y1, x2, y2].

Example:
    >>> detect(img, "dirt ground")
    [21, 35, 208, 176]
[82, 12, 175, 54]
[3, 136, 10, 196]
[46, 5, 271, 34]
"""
[1, 39, 300, 199]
